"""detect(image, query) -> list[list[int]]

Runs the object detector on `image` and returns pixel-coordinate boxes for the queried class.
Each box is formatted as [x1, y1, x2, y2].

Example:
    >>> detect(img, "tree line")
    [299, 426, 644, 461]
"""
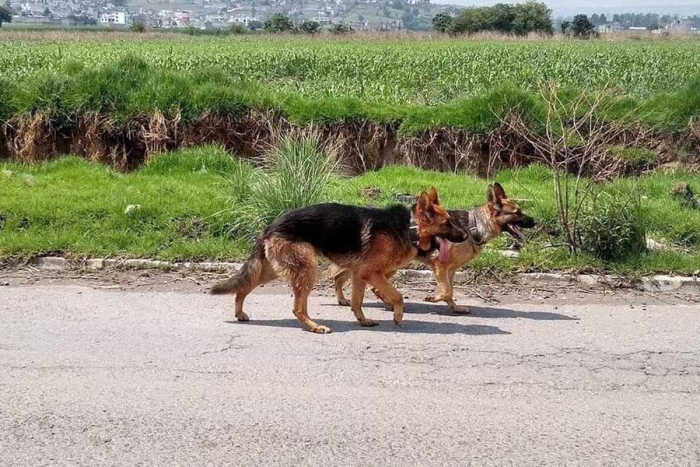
[432, 2, 553, 36]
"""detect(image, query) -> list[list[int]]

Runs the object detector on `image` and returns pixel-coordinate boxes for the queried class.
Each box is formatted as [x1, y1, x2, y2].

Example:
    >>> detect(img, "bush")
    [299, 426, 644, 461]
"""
[609, 146, 659, 172]
[230, 23, 247, 34]
[578, 190, 647, 261]
[228, 132, 338, 238]
[264, 13, 294, 33]
[432, 12, 452, 33]
[299, 20, 320, 34]
[329, 23, 354, 35]
[130, 22, 146, 33]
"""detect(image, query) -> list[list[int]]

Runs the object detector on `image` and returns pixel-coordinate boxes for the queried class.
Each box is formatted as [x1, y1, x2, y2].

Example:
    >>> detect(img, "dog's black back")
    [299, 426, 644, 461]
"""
[263, 203, 411, 256]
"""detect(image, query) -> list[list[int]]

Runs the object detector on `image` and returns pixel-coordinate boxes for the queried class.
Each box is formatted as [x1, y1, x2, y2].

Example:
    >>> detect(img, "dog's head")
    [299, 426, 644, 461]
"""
[487, 182, 536, 245]
[415, 187, 468, 261]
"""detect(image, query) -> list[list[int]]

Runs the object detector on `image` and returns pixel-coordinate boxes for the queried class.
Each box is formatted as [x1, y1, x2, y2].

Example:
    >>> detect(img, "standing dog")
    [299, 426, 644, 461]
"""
[211, 188, 467, 334]
[333, 183, 535, 314]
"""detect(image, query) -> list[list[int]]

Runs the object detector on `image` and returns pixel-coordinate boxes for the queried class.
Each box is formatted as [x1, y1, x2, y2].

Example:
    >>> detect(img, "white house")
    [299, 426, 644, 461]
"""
[99, 12, 128, 26]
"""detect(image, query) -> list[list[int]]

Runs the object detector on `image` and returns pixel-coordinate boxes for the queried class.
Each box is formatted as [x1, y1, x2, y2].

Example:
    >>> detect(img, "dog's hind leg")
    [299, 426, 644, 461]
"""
[268, 239, 330, 334]
[234, 260, 277, 322]
[350, 273, 379, 327]
[331, 267, 352, 307]
[366, 273, 404, 326]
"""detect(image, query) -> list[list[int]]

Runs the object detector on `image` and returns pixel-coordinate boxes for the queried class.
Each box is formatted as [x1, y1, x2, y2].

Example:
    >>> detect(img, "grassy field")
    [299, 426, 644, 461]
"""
[2, 147, 699, 275]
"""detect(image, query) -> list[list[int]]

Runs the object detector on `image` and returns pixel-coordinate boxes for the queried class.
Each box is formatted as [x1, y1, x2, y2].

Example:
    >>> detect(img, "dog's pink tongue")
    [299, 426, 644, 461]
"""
[437, 237, 449, 263]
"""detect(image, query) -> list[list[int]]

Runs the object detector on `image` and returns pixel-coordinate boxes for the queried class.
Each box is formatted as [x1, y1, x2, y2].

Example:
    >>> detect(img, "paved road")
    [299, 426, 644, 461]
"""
[1, 283, 699, 466]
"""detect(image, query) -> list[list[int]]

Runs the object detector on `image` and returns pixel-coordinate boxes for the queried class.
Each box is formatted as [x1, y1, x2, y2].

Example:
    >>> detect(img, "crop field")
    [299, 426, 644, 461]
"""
[2, 35, 700, 105]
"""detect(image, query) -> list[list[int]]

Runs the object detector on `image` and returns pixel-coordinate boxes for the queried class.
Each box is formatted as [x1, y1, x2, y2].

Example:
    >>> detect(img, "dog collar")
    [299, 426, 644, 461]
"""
[467, 214, 485, 246]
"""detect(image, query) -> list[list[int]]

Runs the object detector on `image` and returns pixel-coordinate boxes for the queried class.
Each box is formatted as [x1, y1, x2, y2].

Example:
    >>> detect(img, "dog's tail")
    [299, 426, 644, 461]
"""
[210, 239, 265, 295]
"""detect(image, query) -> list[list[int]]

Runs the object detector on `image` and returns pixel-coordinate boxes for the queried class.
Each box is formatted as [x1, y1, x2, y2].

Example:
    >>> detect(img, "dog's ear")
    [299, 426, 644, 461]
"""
[487, 184, 503, 212]
[417, 191, 435, 221]
[493, 182, 507, 200]
[427, 187, 440, 205]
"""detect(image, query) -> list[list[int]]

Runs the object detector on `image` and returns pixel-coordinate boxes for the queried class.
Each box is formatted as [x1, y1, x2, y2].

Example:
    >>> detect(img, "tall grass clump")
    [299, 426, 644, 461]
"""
[577, 189, 647, 261]
[227, 132, 338, 239]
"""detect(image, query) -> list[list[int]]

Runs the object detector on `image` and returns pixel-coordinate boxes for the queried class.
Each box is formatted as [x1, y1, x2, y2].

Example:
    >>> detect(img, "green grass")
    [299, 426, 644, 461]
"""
[2, 148, 699, 274]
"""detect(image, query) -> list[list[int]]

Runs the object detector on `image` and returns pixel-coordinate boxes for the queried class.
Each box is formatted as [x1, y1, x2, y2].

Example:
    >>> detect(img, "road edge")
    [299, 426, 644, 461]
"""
[4, 255, 696, 295]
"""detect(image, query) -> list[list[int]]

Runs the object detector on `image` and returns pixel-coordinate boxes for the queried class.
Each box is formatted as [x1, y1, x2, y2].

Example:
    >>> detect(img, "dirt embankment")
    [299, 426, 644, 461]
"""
[1, 111, 696, 176]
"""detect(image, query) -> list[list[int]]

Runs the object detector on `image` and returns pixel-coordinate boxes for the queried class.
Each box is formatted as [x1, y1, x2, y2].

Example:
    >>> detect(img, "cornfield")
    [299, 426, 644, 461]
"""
[2, 36, 700, 105]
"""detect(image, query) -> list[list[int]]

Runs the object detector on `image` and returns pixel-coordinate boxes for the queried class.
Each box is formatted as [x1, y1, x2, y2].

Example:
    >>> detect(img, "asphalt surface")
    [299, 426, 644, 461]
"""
[1, 281, 700, 466]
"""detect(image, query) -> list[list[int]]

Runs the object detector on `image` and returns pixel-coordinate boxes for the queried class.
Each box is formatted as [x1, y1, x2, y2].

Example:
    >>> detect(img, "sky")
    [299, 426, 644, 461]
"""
[444, 1, 699, 17]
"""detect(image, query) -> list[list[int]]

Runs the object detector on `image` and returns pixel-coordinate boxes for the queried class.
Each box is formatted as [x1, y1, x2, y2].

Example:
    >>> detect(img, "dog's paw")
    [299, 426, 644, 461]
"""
[359, 318, 379, 327]
[312, 325, 332, 334]
[337, 298, 351, 307]
[236, 312, 250, 322]
[424, 294, 442, 303]
[450, 305, 471, 315]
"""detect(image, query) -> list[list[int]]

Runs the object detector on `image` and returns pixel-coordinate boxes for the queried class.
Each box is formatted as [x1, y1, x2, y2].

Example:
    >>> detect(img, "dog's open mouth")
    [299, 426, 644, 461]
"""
[504, 223, 525, 244]
[436, 237, 450, 263]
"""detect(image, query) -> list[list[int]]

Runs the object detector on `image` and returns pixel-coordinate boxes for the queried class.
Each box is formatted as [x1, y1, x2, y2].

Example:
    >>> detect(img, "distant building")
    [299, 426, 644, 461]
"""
[99, 12, 128, 26]
[668, 18, 694, 34]
[229, 15, 258, 25]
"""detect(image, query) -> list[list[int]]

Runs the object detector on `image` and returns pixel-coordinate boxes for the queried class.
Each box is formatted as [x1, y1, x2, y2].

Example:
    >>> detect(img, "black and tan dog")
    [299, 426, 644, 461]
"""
[332, 183, 535, 314]
[211, 188, 467, 334]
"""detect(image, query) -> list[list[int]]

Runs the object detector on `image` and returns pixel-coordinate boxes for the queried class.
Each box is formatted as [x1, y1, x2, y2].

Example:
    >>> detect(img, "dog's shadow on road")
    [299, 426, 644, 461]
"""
[355, 301, 578, 321]
[226, 318, 510, 335]
[224, 301, 578, 335]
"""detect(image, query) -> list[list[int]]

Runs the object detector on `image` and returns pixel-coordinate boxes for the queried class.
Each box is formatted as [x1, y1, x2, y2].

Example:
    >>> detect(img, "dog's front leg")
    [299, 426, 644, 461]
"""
[425, 263, 470, 314]
[366, 273, 404, 326]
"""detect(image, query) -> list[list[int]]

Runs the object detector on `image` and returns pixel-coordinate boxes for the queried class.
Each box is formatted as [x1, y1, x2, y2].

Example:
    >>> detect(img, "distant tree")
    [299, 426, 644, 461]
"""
[591, 13, 600, 26]
[43, 7, 51, 16]
[299, 20, 320, 34]
[358, 13, 365, 24]
[448, 7, 492, 35]
[599, 14, 607, 25]
[0, 5, 11, 27]
[130, 21, 146, 32]
[571, 14, 596, 38]
[448, 2, 552, 36]
[560, 20, 570, 35]
[264, 13, 294, 33]
[329, 23, 353, 34]
[612, 14, 620, 24]
[510, 2, 553, 36]
[431, 12, 452, 33]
